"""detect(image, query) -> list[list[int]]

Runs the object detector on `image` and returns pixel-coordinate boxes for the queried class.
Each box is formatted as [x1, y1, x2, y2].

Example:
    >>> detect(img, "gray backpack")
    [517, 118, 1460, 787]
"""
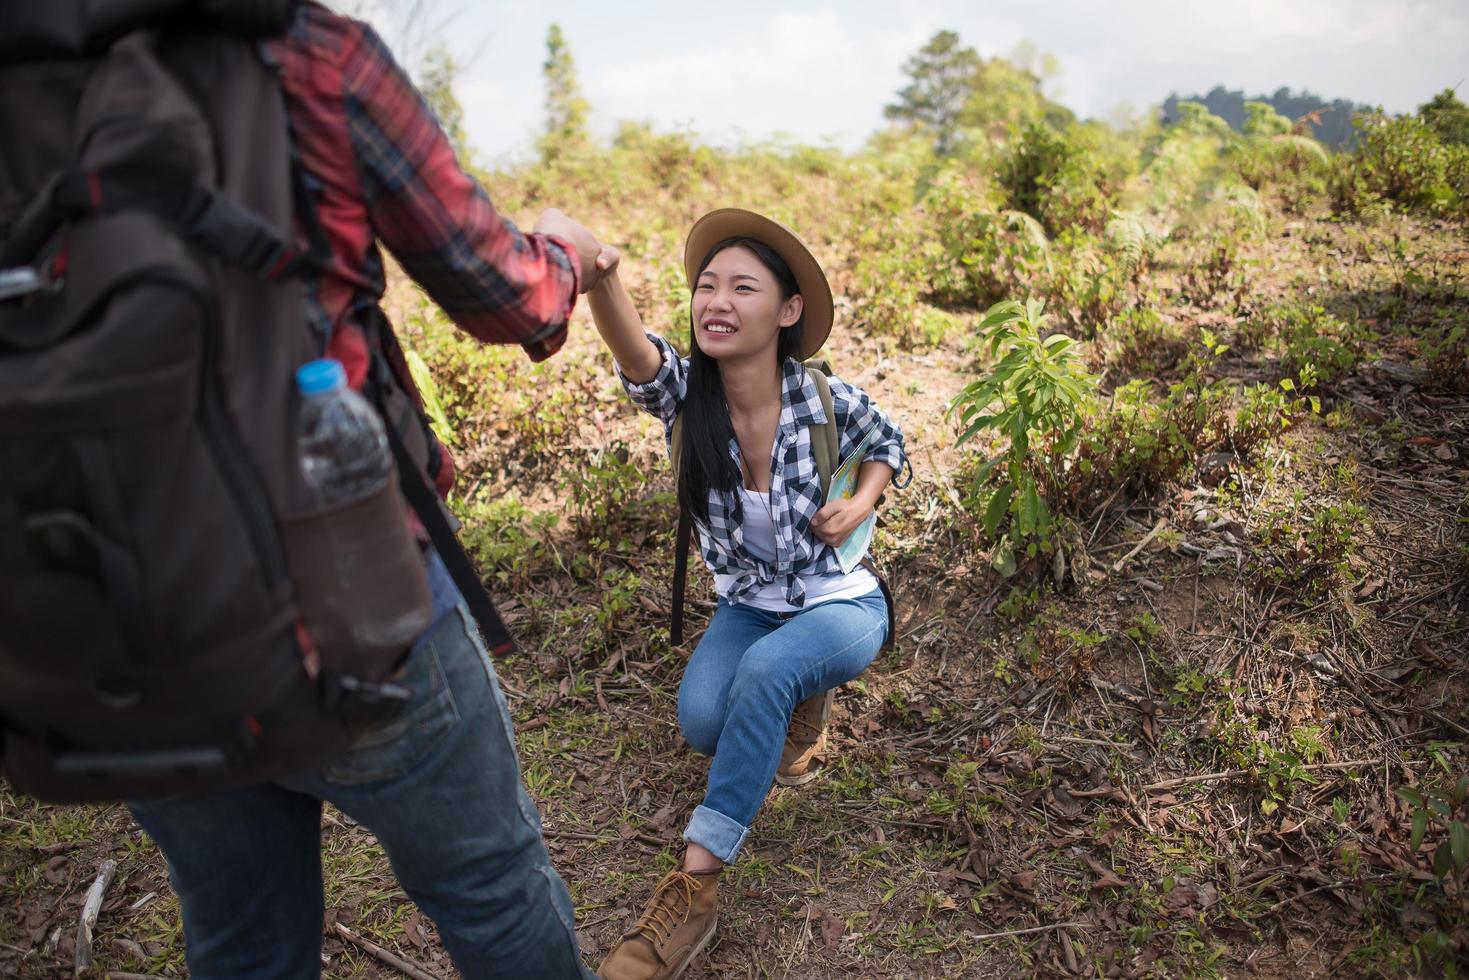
[0, 2, 447, 802]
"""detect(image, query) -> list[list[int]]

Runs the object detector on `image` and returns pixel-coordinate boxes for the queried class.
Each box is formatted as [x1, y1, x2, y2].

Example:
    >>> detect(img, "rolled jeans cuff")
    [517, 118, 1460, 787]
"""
[683, 805, 750, 863]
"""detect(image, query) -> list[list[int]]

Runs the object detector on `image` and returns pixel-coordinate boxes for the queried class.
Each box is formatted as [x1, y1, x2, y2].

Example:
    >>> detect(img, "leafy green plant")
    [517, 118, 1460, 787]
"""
[1257, 495, 1367, 593]
[1079, 331, 1231, 497]
[1398, 778, 1469, 885]
[1259, 745, 1316, 817]
[1229, 372, 1318, 458]
[921, 169, 1048, 308]
[951, 299, 1098, 574]
[1000, 121, 1119, 236]
[1396, 777, 1469, 976]
[1042, 229, 1134, 335]
[1336, 111, 1465, 217]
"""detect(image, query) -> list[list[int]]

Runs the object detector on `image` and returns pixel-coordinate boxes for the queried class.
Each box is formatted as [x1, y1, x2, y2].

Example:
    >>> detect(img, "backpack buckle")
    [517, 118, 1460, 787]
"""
[0, 266, 47, 302]
[186, 189, 296, 278]
[323, 672, 413, 730]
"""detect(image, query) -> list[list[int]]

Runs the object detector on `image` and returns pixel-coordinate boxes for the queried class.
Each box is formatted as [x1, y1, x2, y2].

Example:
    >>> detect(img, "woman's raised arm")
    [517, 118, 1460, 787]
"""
[585, 248, 663, 384]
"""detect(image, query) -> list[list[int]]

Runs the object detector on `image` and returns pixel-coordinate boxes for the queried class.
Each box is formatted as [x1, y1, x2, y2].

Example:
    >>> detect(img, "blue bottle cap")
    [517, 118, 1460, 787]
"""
[296, 359, 347, 396]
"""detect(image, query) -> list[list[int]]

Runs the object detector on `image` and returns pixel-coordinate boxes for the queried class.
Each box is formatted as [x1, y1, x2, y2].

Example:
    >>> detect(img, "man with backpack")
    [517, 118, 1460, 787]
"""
[1, 1, 601, 976]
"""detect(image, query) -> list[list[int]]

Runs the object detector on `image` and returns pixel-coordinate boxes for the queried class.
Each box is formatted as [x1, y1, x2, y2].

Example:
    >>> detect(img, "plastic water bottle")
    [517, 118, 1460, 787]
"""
[295, 359, 391, 507]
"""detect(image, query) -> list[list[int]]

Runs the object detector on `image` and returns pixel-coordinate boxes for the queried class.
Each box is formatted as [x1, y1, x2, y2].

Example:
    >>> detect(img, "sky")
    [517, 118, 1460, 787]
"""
[349, 0, 1469, 166]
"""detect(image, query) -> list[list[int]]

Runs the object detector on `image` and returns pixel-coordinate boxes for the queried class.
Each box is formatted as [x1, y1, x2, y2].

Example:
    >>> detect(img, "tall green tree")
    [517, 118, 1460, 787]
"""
[418, 46, 469, 163]
[1419, 88, 1469, 146]
[964, 56, 1074, 138]
[884, 30, 982, 154]
[540, 24, 590, 163]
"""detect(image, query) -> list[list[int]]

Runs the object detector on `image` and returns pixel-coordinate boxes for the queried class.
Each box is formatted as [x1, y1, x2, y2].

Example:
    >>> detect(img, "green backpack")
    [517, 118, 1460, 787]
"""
[666, 364, 893, 648]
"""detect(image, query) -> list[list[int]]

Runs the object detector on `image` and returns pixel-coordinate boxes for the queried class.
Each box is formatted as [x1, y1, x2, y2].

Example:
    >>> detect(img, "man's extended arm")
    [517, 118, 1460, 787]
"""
[341, 23, 594, 360]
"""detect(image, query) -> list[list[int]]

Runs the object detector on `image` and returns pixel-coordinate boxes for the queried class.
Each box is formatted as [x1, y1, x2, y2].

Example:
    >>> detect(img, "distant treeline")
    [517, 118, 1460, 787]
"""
[1162, 86, 1371, 149]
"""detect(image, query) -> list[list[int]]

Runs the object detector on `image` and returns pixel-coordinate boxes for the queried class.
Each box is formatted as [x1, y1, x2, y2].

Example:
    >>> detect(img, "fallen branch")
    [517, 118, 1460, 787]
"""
[1261, 873, 1396, 915]
[1142, 759, 1383, 793]
[966, 921, 1088, 942]
[75, 858, 118, 974]
[1112, 517, 1168, 573]
[0, 940, 69, 965]
[333, 923, 442, 980]
[545, 828, 665, 851]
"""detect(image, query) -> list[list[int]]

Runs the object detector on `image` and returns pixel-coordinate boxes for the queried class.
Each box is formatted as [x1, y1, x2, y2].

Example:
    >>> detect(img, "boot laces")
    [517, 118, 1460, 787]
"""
[631, 871, 700, 946]
[788, 693, 829, 744]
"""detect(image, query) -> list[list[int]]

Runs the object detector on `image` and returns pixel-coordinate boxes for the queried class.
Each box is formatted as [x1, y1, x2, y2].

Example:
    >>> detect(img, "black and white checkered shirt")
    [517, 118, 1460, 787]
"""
[620, 332, 910, 608]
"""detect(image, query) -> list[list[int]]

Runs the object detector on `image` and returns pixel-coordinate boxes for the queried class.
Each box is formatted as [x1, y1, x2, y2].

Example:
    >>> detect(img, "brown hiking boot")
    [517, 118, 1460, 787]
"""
[597, 868, 719, 980]
[776, 688, 834, 786]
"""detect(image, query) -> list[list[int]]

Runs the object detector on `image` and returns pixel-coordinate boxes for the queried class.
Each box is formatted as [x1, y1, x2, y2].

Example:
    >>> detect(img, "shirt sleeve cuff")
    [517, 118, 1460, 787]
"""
[865, 445, 912, 488]
[542, 233, 582, 300]
[616, 332, 679, 394]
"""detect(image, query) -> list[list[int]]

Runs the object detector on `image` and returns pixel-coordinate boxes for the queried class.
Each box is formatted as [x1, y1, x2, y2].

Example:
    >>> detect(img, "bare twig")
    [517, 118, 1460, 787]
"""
[0, 940, 68, 966]
[333, 923, 443, 980]
[545, 829, 666, 851]
[76, 858, 118, 974]
[1142, 759, 1383, 792]
[1112, 517, 1168, 573]
[1261, 873, 1395, 915]
[966, 922, 1089, 942]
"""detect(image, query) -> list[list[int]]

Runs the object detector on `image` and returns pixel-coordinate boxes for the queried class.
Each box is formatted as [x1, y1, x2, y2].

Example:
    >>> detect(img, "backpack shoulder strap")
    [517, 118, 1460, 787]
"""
[669, 411, 691, 646]
[805, 364, 839, 500]
[808, 363, 896, 650]
[667, 364, 843, 648]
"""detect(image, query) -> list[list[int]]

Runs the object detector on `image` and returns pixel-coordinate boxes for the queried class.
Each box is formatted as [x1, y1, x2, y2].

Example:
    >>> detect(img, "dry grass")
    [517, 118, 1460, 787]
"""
[4, 207, 1468, 979]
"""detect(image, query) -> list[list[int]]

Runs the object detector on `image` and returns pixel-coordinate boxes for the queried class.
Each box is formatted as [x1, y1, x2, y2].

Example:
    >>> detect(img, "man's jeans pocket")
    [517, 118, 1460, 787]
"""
[322, 614, 460, 786]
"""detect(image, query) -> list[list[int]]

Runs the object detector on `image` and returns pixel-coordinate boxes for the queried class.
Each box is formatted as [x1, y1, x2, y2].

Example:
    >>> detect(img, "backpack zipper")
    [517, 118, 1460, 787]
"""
[134, 269, 289, 590]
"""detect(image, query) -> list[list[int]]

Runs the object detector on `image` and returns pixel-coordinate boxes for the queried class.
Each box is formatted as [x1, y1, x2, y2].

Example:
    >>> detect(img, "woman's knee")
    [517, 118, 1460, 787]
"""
[677, 694, 722, 756]
[729, 647, 802, 708]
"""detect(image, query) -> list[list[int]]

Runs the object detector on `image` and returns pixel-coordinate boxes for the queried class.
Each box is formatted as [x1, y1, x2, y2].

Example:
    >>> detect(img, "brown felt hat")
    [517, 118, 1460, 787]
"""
[683, 208, 832, 361]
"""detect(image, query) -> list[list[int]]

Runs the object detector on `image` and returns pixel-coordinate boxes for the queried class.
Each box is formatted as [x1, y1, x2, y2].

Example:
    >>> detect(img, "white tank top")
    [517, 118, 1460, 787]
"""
[713, 488, 879, 612]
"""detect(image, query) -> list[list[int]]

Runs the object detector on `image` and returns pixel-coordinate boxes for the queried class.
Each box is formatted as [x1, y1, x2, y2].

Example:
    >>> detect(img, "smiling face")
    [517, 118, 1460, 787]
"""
[692, 245, 804, 364]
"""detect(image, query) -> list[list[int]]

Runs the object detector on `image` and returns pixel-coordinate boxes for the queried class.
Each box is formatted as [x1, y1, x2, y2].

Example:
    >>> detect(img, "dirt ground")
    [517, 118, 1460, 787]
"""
[3, 212, 1467, 978]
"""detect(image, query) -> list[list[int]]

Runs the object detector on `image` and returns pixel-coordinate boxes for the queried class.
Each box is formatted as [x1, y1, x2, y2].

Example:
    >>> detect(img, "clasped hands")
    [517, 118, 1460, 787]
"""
[533, 208, 621, 294]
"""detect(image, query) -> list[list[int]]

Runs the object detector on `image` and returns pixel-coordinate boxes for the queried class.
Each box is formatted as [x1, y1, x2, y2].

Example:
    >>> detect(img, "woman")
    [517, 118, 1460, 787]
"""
[588, 209, 909, 980]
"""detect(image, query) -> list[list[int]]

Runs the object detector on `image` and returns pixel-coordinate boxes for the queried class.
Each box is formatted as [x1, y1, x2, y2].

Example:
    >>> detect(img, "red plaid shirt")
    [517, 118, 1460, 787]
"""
[267, 3, 580, 497]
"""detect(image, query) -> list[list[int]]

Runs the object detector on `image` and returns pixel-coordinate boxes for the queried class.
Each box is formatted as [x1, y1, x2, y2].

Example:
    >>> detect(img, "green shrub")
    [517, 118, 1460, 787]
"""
[999, 121, 1121, 236]
[1257, 495, 1366, 593]
[846, 186, 929, 344]
[1254, 303, 1361, 384]
[1337, 112, 1463, 216]
[1228, 101, 1331, 209]
[1096, 307, 1191, 378]
[922, 169, 1048, 308]
[1229, 378, 1316, 459]
[1040, 229, 1133, 334]
[951, 299, 1098, 574]
[1081, 378, 1213, 495]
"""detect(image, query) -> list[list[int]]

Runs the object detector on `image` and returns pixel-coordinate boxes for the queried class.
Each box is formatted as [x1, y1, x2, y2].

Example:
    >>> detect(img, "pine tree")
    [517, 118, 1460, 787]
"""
[1419, 88, 1469, 146]
[884, 30, 981, 155]
[418, 46, 469, 164]
[540, 24, 590, 163]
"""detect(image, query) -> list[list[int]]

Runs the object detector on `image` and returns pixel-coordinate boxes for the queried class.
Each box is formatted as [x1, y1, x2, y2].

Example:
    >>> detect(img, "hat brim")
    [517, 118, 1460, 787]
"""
[683, 208, 832, 362]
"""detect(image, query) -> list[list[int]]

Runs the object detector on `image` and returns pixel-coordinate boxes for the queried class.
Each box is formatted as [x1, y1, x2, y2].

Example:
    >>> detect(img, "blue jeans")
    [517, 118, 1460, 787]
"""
[677, 588, 888, 862]
[128, 553, 591, 980]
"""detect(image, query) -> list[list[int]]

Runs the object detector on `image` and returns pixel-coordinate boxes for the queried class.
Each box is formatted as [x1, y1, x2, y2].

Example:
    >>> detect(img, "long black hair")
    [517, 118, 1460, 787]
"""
[677, 238, 806, 527]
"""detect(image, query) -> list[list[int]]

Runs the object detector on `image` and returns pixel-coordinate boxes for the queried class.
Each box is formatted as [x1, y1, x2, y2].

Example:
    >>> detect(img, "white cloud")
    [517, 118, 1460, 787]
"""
[444, 0, 1469, 161]
[593, 8, 885, 149]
